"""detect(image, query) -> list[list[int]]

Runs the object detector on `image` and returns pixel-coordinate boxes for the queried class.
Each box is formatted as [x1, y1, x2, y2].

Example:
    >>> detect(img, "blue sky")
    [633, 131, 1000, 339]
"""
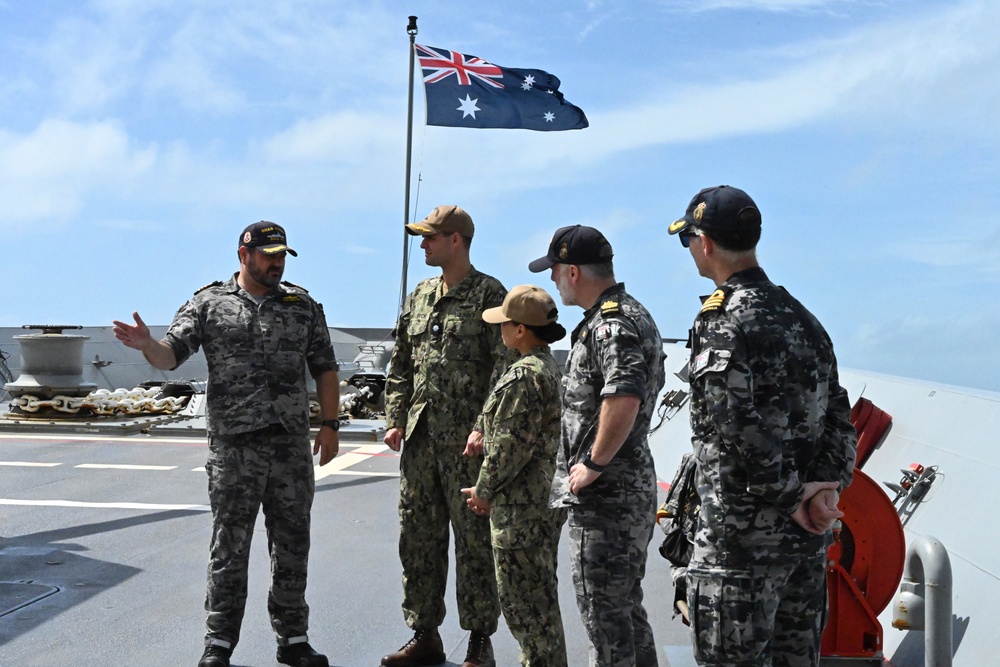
[3, 0, 999, 391]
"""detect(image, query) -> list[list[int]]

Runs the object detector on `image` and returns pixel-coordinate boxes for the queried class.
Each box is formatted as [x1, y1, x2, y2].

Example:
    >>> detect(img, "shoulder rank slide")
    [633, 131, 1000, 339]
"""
[281, 280, 309, 293]
[699, 287, 731, 315]
[194, 280, 223, 295]
[599, 300, 621, 317]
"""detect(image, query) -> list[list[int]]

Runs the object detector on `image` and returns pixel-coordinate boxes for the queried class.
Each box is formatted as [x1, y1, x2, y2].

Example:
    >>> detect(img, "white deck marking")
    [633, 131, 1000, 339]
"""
[314, 444, 395, 480]
[0, 499, 210, 511]
[75, 463, 177, 470]
[0, 461, 62, 467]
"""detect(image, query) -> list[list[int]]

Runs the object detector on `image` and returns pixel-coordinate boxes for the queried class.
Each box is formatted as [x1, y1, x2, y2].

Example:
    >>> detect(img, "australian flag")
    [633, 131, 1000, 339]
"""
[416, 44, 588, 131]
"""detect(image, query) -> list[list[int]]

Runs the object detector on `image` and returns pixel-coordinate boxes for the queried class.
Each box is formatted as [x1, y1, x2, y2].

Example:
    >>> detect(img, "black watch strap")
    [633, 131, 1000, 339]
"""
[320, 418, 341, 431]
[582, 451, 605, 473]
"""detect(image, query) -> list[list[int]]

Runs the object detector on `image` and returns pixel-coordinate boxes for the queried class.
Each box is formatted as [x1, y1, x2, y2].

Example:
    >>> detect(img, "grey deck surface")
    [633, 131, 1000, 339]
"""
[0, 424, 692, 667]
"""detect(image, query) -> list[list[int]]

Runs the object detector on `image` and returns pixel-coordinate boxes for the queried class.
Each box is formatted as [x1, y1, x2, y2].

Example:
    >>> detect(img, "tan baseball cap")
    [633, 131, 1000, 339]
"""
[483, 285, 559, 327]
[405, 204, 475, 238]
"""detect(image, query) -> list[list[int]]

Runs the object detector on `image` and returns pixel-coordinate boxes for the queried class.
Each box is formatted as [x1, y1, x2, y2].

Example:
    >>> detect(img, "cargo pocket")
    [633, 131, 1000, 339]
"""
[687, 566, 757, 665]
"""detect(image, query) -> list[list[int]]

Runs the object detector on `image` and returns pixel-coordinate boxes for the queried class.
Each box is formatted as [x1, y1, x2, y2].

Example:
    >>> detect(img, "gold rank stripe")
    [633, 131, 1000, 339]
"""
[700, 289, 727, 314]
[600, 300, 621, 315]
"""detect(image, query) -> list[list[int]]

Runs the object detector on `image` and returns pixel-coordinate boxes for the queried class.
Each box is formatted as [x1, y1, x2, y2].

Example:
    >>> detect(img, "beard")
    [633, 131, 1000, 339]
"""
[247, 254, 283, 288]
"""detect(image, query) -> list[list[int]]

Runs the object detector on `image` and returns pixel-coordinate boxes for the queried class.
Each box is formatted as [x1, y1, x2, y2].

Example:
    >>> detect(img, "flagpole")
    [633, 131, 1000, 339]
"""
[399, 15, 418, 316]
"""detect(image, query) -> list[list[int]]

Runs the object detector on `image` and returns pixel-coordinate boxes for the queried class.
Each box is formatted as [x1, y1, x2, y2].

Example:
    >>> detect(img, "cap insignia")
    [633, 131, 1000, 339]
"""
[243, 231, 252, 243]
[693, 202, 706, 223]
[558, 243, 569, 261]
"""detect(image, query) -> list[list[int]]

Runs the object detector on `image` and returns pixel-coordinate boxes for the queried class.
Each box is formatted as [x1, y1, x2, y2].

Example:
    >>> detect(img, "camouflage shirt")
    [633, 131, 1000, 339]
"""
[551, 283, 666, 507]
[164, 274, 339, 436]
[474, 347, 563, 507]
[687, 267, 857, 563]
[384, 266, 508, 440]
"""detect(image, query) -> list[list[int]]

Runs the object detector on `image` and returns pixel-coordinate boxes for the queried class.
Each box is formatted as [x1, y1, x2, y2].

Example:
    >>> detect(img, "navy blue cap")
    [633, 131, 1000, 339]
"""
[528, 225, 614, 273]
[668, 185, 761, 251]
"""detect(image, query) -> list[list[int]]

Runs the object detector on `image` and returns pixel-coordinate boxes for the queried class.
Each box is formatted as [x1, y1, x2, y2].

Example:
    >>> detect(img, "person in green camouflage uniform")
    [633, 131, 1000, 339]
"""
[668, 186, 857, 667]
[462, 285, 569, 667]
[529, 226, 665, 667]
[113, 221, 340, 667]
[382, 205, 506, 667]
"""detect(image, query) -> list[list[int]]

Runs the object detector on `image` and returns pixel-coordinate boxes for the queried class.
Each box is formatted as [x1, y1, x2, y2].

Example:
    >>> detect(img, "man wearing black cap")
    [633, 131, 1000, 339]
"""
[668, 186, 857, 666]
[529, 226, 665, 667]
[113, 221, 340, 667]
[381, 205, 505, 667]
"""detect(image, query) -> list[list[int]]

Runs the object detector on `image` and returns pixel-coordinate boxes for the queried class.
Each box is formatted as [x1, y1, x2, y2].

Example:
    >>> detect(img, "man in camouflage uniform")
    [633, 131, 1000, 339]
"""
[381, 205, 505, 667]
[668, 185, 857, 667]
[462, 285, 569, 667]
[529, 226, 665, 667]
[113, 221, 340, 667]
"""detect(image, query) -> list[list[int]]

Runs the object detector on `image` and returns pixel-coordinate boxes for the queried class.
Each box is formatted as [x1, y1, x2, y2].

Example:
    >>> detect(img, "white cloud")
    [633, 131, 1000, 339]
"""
[0, 120, 156, 224]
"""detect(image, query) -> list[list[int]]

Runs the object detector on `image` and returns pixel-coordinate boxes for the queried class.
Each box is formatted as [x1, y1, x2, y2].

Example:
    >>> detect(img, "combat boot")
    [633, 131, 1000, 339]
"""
[197, 645, 232, 667]
[460, 632, 495, 667]
[276, 641, 329, 667]
[380, 628, 446, 667]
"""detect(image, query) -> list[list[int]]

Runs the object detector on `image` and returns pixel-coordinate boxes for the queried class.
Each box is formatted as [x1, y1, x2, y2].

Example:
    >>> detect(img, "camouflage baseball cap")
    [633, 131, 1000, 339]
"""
[483, 285, 559, 327]
[668, 185, 761, 251]
[240, 221, 297, 256]
[405, 205, 475, 238]
[528, 225, 614, 272]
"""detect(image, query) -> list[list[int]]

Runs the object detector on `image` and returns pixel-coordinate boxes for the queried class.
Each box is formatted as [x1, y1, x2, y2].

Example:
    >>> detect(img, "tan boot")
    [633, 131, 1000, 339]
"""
[460, 632, 495, 667]
[380, 628, 446, 667]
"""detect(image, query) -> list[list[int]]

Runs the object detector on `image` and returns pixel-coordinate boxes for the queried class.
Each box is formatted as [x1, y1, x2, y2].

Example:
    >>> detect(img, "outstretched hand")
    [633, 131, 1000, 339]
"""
[112, 312, 152, 351]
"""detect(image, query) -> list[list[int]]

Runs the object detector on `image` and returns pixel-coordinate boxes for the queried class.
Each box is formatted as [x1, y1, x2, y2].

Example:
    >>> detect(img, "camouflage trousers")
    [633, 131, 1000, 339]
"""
[398, 421, 500, 633]
[492, 505, 568, 667]
[686, 552, 827, 666]
[568, 496, 659, 667]
[204, 428, 315, 648]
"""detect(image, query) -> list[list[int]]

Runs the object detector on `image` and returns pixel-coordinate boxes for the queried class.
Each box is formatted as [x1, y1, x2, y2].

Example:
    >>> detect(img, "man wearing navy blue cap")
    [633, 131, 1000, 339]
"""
[669, 186, 857, 666]
[114, 220, 339, 667]
[530, 225, 665, 667]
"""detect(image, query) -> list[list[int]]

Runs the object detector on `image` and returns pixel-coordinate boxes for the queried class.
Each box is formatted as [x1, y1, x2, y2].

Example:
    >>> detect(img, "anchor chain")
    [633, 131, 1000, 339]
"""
[11, 387, 190, 416]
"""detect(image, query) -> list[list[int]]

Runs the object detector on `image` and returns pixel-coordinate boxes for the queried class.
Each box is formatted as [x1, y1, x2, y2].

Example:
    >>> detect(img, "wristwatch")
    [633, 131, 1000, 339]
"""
[581, 450, 605, 473]
[320, 418, 341, 431]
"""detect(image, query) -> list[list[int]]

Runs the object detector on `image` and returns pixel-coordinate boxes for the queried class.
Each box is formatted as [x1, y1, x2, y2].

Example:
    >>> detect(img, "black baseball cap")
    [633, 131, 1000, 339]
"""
[240, 221, 297, 256]
[668, 185, 761, 251]
[528, 225, 614, 273]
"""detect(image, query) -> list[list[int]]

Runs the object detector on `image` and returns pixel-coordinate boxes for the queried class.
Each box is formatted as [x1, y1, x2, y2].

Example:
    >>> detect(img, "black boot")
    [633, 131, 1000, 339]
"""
[197, 645, 232, 667]
[276, 642, 329, 667]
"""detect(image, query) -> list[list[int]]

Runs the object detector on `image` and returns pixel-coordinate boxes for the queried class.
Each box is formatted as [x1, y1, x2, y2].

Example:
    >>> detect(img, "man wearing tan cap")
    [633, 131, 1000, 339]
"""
[382, 205, 507, 667]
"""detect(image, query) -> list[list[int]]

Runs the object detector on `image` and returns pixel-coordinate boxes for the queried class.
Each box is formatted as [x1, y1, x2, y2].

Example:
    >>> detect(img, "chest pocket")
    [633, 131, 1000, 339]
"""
[441, 315, 484, 361]
[689, 347, 732, 383]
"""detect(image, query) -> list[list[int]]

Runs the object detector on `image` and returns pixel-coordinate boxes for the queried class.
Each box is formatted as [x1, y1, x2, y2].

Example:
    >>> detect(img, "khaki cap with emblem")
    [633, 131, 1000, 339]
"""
[482, 285, 559, 327]
[405, 204, 475, 238]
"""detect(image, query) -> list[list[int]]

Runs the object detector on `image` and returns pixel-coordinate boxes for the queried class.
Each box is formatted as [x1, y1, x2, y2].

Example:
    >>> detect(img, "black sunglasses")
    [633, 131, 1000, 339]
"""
[679, 229, 700, 248]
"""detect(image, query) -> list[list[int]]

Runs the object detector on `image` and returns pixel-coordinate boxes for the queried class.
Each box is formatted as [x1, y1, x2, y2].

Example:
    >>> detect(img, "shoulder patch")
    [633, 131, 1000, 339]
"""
[599, 300, 621, 317]
[194, 281, 223, 295]
[699, 287, 731, 315]
[280, 280, 309, 293]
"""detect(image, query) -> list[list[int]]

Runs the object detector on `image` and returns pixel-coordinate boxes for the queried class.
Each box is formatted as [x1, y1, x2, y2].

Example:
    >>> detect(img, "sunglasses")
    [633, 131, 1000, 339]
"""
[679, 229, 701, 248]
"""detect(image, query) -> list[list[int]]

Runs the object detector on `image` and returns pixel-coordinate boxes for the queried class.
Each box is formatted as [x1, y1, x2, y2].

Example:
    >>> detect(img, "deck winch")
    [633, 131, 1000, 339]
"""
[4, 325, 97, 418]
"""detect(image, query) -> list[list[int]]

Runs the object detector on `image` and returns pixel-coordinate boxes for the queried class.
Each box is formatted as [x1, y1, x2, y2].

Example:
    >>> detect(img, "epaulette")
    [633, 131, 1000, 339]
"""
[194, 281, 223, 295]
[698, 287, 732, 315]
[599, 299, 621, 318]
[281, 280, 309, 293]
